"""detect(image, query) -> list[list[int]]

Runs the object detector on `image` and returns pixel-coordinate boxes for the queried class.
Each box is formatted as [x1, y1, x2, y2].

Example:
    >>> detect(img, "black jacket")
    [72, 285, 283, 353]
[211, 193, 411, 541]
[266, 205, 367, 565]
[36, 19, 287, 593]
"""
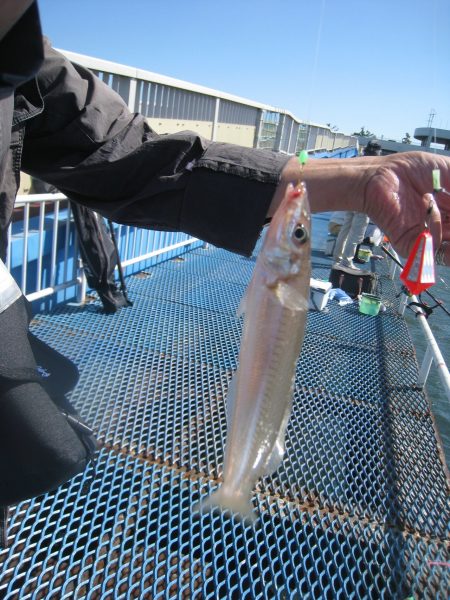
[1, 2, 288, 258]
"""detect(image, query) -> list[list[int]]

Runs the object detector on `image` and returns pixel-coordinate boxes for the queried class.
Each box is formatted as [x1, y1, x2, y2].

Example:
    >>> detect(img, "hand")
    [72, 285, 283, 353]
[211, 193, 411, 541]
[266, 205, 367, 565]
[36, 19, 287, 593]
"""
[274, 152, 450, 265]
[362, 152, 450, 263]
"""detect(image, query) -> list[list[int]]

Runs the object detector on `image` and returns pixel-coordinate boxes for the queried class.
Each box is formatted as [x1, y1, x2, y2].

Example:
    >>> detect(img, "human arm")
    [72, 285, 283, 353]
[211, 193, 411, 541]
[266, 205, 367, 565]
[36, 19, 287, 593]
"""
[19, 42, 450, 263]
[19, 42, 288, 257]
[275, 153, 450, 263]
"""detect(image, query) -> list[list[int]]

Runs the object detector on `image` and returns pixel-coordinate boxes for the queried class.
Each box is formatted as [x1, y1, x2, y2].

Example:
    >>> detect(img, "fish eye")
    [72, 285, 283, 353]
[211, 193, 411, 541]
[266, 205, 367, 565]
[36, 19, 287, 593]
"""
[292, 224, 308, 245]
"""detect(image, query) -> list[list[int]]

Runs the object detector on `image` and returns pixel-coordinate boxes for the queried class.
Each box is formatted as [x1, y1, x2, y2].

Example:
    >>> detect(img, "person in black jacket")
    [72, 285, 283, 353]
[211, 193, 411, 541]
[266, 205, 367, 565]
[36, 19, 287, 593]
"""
[1, 0, 449, 530]
[1, 2, 449, 267]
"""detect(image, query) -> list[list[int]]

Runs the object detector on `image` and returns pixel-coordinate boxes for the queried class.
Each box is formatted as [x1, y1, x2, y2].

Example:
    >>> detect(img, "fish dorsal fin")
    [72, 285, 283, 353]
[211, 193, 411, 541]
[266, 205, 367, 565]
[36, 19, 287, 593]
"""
[275, 281, 309, 312]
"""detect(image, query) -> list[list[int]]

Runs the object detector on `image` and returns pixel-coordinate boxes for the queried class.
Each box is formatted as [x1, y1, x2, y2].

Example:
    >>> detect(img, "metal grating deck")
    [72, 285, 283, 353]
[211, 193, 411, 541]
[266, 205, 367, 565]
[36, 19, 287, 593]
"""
[1, 231, 449, 598]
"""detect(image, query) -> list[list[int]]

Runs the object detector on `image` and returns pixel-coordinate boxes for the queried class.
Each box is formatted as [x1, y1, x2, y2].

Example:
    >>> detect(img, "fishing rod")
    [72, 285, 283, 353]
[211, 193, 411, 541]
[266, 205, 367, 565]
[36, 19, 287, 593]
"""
[380, 244, 450, 318]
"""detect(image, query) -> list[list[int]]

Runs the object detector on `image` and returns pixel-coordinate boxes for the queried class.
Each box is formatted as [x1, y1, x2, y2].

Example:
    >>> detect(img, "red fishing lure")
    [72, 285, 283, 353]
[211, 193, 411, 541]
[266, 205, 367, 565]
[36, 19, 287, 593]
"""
[400, 229, 435, 295]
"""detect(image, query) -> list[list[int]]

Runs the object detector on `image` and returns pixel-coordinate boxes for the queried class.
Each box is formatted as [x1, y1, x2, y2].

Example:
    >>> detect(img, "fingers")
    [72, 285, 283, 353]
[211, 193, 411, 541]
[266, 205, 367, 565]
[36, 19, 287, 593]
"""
[385, 158, 449, 261]
[425, 193, 442, 252]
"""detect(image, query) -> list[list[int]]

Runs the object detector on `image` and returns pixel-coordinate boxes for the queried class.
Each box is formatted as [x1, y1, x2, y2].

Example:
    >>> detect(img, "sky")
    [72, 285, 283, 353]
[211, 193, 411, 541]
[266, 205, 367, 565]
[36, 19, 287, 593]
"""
[37, 0, 450, 141]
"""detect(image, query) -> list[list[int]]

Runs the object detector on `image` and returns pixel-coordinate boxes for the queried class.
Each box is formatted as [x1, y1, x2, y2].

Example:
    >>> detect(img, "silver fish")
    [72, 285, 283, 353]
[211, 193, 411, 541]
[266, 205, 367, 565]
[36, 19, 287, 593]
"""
[200, 181, 311, 520]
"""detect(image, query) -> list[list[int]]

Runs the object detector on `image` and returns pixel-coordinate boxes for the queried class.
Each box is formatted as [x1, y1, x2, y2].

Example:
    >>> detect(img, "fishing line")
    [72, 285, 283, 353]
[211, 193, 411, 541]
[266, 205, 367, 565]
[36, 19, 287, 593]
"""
[431, 173, 450, 293]
[304, 0, 326, 129]
[402, 2, 449, 300]
[432, 1, 438, 145]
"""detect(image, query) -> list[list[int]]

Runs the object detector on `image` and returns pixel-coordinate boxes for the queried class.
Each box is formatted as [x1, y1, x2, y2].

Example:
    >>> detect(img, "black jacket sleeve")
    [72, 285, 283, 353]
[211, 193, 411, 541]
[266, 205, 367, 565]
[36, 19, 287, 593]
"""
[20, 41, 289, 256]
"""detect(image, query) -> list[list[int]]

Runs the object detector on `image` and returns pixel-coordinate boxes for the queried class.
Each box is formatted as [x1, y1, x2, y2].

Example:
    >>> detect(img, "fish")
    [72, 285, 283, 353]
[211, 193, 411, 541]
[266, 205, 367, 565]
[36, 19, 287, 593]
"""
[198, 180, 311, 520]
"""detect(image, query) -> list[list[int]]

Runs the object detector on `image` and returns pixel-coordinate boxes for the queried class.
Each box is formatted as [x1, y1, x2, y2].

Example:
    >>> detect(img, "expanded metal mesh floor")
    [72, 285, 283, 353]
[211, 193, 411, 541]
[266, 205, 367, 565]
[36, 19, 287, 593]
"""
[1, 239, 449, 599]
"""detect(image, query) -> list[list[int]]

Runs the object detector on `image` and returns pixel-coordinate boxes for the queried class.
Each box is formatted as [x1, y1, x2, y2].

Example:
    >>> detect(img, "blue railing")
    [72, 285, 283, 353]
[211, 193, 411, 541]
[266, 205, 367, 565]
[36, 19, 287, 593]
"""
[9, 193, 201, 311]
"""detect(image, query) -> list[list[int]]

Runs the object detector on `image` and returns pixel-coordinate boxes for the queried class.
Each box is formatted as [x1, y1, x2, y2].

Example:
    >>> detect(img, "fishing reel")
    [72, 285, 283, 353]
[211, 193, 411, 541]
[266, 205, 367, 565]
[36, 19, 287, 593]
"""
[397, 284, 443, 319]
[408, 296, 444, 319]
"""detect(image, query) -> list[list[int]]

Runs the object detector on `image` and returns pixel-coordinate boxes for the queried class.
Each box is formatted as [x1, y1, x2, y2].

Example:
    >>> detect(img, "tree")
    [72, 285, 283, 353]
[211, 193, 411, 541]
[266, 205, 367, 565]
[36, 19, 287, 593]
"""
[402, 133, 411, 144]
[353, 126, 374, 137]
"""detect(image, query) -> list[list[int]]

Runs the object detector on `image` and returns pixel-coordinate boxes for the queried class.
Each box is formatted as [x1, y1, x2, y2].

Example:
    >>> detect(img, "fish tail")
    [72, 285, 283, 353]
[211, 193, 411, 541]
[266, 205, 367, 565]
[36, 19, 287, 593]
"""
[193, 486, 257, 523]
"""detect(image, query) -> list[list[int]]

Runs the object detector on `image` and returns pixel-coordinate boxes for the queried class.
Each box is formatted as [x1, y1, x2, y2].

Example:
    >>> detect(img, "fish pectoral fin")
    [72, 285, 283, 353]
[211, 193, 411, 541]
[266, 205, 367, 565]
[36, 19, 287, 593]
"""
[275, 281, 308, 312]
